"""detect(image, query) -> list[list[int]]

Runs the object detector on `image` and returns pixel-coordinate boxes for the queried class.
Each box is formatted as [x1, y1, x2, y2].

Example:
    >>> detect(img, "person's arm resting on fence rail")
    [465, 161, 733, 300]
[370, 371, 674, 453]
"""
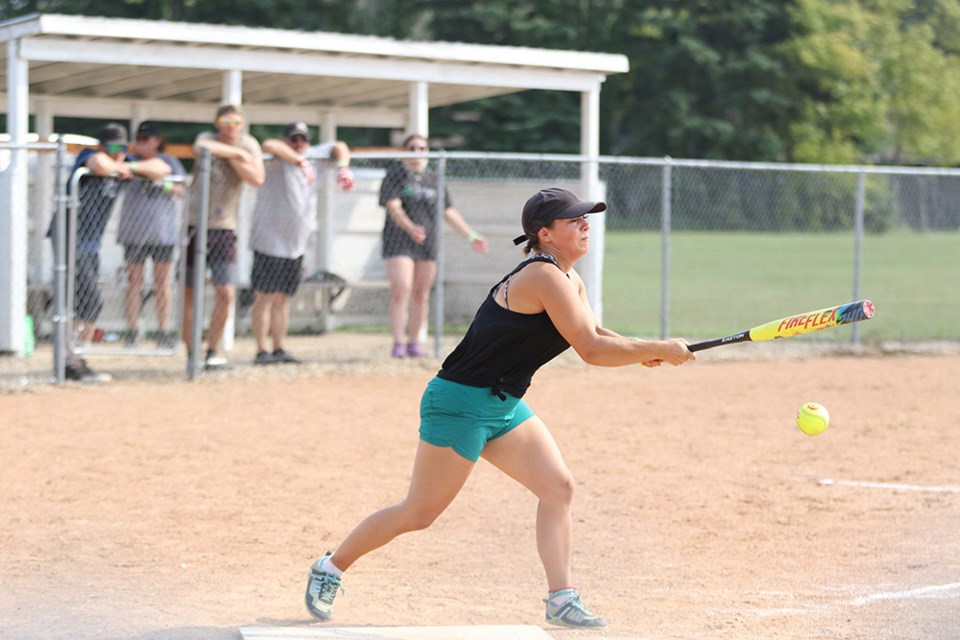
[195, 138, 265, 187]
[85, 149, 133, 180]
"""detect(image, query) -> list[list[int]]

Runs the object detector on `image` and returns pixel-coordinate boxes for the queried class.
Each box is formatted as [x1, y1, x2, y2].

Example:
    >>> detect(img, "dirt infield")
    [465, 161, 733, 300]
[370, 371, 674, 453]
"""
[2, 337, 958, 640]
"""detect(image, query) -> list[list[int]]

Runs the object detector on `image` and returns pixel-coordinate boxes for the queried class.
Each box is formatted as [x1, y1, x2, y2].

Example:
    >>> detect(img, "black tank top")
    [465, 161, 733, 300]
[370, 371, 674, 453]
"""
[437, 255, 571, 399]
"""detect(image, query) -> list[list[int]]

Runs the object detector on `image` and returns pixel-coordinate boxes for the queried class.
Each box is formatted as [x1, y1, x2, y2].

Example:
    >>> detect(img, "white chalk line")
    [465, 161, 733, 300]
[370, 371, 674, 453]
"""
[752, 582, 960, 617]
[850, 581, 960, 606]
[818, 478, 960, 493]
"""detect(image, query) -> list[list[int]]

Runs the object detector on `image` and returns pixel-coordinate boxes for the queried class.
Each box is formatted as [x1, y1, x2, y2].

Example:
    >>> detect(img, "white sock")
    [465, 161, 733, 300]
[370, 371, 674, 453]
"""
[321, 556, 344, 578]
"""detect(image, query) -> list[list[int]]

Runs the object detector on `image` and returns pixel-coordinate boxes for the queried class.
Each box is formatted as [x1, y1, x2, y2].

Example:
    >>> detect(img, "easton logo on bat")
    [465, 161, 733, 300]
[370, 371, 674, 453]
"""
[721, 331, 748, 343]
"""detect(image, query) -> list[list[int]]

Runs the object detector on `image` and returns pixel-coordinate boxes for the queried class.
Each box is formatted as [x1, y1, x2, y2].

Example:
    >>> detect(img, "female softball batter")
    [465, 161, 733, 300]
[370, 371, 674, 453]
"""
[305, 187, 696, 628]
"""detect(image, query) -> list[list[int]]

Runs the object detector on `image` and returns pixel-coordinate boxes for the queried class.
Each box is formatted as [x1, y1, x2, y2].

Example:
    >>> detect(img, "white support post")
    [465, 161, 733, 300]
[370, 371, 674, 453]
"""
[34, 100, 55, 285]
[320, 112, 337, 275]
[1, 40, 30, 355]
[222, 70, 243, 106]
[320, 112, 338, 332]
[221, 70, 242, 351]
[579, 86, 604, 324]
[408, 81, 430, 342]
[409, 81, 429, 137]
[130, 102, 149, 133]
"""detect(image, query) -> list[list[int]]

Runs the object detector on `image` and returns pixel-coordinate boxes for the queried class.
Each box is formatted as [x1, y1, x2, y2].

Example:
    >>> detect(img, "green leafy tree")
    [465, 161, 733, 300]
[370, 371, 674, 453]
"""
[425, 0, 624, 152]
[780, 0, 960, 164]
[779, 0, 889, 163]
[9, 0, 960, 163]
[873, 0, 960, 164]
[0, 0, 187, 20]
[609, 0, 794, 160]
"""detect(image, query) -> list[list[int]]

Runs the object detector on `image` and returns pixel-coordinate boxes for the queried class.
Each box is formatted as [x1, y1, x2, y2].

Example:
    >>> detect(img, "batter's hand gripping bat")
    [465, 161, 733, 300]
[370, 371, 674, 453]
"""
[686, 300, 875, 352]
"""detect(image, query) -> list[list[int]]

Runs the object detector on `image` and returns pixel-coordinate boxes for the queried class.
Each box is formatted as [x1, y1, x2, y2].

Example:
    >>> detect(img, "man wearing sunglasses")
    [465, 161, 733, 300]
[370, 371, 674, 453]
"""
[248, 122, 355, 365]
[49, 122, 171, 382]
[184, 104, 265, 370]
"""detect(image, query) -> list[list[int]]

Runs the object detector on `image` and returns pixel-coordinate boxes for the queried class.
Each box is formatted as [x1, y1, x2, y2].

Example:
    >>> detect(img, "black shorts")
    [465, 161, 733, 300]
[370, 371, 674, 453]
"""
[251, 251, 304, 296]
[185, 228, 237, 286]
[124, 244, 175, 265]
[381, 225, 438, 261]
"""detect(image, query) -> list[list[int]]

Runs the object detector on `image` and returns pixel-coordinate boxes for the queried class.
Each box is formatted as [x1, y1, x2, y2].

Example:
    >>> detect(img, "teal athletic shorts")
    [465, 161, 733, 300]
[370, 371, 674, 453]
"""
[419, 376, 535, 461]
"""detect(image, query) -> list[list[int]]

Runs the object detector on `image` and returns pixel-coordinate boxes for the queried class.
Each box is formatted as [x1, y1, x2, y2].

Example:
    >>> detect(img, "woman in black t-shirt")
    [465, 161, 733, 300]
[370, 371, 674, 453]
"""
[378, 134, 489, 358]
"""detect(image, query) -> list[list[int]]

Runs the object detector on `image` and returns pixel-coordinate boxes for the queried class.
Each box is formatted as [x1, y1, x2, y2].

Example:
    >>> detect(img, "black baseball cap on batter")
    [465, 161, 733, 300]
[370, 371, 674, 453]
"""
[283, 121, 311, 141]
[513, 187, 606, 246]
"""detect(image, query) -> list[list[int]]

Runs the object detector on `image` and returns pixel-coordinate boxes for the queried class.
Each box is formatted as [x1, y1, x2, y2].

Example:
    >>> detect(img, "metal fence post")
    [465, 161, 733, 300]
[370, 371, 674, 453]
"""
[433, 151, 447, 358]
[66, 168, 85, 357]
[852, 171, 866, 346]
[660, 157, 672, 340]
[187, 147, 211, 379]
[51, 137, 68, 383]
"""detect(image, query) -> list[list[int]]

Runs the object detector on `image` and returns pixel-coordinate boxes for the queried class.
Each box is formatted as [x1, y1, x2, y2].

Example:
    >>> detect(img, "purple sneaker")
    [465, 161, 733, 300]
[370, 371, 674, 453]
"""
[406, 342, 429, 358]
[391, 343, 406, 358]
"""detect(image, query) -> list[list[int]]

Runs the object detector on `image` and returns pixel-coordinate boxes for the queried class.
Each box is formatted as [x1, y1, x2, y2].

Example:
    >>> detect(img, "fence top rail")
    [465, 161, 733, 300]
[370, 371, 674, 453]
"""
[9, 143, 959, 177]
[635, 156, 960, 177]
[350, 150, 960, 177]
[66, 167, 187, 184]
[352, 150, 593, 163]
[0, 142, 60, 151]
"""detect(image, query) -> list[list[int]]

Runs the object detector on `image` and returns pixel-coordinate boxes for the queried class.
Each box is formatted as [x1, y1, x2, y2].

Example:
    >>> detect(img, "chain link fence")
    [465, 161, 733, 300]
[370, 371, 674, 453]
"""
[64, 168, 189, 357]
[1, 144, 957, 386]
[339, 153, 960, 348]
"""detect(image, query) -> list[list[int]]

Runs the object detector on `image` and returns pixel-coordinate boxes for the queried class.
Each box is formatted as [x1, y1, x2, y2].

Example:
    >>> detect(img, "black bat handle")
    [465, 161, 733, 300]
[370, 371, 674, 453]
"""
[687, 331, 750, 352]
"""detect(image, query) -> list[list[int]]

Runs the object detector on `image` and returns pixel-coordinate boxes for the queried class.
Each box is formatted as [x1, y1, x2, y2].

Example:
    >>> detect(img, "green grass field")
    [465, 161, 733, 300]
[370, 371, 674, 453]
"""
[602, 229, 959, 342]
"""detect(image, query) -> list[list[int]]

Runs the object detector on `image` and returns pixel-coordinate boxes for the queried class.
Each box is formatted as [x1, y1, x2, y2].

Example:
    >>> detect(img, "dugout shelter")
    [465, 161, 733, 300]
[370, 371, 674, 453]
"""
[0, 12, 628, 355]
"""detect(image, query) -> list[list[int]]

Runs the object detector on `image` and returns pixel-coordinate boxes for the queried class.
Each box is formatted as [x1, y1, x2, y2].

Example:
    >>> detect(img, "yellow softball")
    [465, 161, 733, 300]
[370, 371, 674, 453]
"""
[796, 402, 830, 436]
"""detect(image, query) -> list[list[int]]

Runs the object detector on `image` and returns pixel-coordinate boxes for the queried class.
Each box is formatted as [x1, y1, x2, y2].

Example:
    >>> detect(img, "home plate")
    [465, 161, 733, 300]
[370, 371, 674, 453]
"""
[239, 625, 552, 640]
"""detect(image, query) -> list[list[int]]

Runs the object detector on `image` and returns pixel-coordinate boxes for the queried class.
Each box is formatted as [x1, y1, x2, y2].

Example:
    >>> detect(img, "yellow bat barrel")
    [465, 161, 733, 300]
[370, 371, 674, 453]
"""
[750, 299, 874, 341]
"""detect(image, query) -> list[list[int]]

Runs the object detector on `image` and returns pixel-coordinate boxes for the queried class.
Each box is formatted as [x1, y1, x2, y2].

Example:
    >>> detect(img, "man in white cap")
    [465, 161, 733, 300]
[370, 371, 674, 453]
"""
[248, 122, 355, 364]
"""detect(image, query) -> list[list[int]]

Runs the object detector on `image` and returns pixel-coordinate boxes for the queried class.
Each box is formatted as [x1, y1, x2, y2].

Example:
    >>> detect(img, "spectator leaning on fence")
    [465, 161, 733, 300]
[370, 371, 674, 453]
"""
[117, 121, 187, 350]
[379, 133, 489, 358]
[248, 122, 356, 365]
[183, 104, 265, 370]
[49, 122, 171, 383]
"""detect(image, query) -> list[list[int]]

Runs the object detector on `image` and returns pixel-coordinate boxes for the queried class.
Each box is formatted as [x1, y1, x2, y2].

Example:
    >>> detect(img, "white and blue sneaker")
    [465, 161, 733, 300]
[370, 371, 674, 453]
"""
[544, 588, 607, 628]
[305, 552, 343, 621]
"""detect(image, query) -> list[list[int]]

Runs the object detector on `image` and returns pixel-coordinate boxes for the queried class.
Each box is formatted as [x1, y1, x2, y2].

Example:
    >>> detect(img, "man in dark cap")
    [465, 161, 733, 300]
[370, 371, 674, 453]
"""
[52, 122, 171, 382]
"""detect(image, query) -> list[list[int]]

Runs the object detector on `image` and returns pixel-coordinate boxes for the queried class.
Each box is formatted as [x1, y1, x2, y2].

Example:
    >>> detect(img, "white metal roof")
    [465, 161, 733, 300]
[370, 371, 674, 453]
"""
[0, 13, 629, 127]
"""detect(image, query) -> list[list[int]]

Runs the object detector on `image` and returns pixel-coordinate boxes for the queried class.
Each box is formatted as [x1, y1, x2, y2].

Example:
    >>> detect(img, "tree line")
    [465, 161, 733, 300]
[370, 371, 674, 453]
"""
[7, 0, 960, 165]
